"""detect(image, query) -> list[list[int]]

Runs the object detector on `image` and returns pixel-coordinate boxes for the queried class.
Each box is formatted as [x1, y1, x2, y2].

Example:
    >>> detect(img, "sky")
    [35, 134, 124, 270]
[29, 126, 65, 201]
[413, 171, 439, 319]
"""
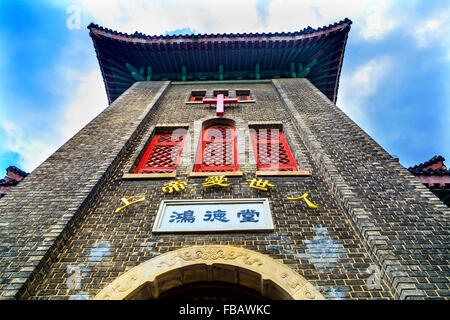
[0, 0, 449, 174]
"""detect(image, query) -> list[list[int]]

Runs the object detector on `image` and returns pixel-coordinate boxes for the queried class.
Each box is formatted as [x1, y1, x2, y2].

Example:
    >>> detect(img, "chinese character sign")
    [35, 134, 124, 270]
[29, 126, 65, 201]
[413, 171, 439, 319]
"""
[153, 199, 273, 233]
[237, 209, 260, 223]
[204, 209, 230, 222]
[169, 210, 195, 223]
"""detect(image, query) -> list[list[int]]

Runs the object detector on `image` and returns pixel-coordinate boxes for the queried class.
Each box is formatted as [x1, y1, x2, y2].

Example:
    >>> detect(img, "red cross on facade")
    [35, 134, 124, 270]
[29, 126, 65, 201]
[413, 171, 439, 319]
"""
[203, 94, 238, 117]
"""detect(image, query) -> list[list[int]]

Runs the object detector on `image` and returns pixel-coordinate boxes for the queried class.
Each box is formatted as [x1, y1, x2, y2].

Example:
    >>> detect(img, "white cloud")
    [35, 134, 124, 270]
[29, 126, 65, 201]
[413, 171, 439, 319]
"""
[1, 120, 59, 172]
[412, 9, 450, 48]
[358, 0, 397, 40]
[348, 57, 391, 96]
[50, 0, 439, 42]
[69, 0, 434, 43]
[57, 0, 381, 36]
[337, 56, 392, 130]
[0, 66, 107, 172]
[59, 68, 108, 141]
[73, 0, 261, 34]
[253, 0, 370, 32]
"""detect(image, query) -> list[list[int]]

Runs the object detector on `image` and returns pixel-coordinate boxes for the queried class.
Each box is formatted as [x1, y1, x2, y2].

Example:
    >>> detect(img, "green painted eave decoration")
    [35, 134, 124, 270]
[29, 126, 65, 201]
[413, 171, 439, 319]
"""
[89, 19, 352, 104]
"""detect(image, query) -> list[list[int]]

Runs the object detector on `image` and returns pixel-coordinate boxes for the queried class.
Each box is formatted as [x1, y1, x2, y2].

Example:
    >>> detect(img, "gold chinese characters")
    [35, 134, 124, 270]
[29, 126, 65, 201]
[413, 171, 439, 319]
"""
[162, 180, 188, 193]
[202, 175, 230, 187]
[115, 196, 146, 213]
[115, 178, 319, 213]
[287, 193, 318, 209]
[247, 178, 275, 191]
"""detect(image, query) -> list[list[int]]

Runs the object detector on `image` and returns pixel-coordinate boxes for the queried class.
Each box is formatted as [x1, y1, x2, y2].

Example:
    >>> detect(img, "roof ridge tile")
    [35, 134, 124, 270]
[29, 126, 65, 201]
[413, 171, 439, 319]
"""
[87, 18, 352, 40]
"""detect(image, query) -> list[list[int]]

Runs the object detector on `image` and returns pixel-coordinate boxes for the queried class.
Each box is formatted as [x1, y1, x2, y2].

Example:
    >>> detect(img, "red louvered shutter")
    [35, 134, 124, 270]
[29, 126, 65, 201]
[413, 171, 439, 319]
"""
[250, 128, 298, 171]
[195, 124, 238, 172]
[135, 131, 186, 174]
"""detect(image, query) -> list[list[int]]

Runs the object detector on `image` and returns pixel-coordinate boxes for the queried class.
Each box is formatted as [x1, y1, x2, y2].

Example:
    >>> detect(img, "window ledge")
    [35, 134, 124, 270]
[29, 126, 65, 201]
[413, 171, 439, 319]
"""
[189, 171, 244, 177]
[256, 171, 311, 176]
[185, 100, 255, 104]
[237, 100, 255, 103]
[122, 172, 177, 179]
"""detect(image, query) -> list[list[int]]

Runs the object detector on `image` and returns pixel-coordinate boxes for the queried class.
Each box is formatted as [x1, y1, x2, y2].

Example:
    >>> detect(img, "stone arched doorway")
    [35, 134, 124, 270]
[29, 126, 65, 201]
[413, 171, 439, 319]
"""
[93, 245, 325, 300]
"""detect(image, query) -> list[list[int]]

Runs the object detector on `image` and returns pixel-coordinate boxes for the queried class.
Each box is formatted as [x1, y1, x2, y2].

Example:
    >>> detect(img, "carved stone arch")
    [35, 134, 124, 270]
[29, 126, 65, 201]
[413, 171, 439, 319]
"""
[93, 245, 325, 300]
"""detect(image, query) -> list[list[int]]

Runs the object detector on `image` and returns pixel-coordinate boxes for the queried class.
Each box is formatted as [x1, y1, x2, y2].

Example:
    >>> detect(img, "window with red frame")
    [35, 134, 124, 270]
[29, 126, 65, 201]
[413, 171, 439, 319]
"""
[134, 130, 187, 174]
[189, 91, 206, 102]
[213, 90, 229, 99]
[237, 95, 251, 101]
[250, 128, 298, 171]
[195, 124, 238, 172]
[236, 90, 251, 102]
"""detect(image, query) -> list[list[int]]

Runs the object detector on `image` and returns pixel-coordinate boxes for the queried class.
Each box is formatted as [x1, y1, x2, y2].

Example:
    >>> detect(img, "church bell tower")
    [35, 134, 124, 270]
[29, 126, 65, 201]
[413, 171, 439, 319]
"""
[0, 19, 448, 301]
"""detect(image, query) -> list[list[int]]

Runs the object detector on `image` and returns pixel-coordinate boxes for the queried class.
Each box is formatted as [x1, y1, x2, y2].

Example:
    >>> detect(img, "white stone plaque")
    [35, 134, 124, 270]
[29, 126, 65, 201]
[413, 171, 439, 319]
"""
[152, 198, 273, 233]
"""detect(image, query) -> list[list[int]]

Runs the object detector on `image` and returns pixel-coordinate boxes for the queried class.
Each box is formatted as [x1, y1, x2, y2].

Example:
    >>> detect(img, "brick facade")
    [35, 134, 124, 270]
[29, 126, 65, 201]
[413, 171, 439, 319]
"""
[0, 79, 448, 300]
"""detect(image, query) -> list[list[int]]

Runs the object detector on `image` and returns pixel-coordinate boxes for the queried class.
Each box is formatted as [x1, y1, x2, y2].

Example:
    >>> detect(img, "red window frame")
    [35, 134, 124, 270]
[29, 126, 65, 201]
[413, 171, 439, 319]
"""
[237, 95, 251, 101]
[194, 124, 238, 172]
[250, 128, 298, 171]
[214, 95, 229, 99]
[190, 95, 204, 102]
[135, 131, 186, 174]
[213, 91, 229, 99]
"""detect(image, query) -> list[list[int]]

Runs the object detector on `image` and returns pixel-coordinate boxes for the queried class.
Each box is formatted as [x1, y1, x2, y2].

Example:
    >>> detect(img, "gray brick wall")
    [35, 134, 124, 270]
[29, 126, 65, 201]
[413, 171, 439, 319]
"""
[0, 79, 447, 300]
[273, 78, 450, 299]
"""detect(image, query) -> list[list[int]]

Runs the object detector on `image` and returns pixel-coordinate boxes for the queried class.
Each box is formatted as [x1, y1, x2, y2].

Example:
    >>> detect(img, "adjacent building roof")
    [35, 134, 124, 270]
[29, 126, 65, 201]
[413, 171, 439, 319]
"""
[6, 166, 29, 178]
[408, 155, 450, 176]
[0, 166, 28, 197]
[408, 155, 450, 207]
[88, 19, 352, 104]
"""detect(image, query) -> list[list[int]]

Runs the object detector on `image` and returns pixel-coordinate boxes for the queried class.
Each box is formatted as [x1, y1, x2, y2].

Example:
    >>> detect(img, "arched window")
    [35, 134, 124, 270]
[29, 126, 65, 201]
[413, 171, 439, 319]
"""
[195, 124, 238, 172]
[250, 127, 298, 171]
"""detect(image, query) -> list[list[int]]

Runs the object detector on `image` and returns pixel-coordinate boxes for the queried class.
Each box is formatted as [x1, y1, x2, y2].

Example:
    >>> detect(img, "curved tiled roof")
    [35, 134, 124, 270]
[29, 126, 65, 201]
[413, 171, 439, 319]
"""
[88, 19, 352, 41]
[88, 19, 352, 104]
[6, 166, 28, 177]
[408, 155, 450, 176]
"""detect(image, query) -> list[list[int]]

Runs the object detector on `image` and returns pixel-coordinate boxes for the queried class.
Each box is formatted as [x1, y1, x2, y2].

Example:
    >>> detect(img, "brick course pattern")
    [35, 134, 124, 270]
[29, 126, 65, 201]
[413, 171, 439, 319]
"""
[273, 78, 450, 299]
[0, 79, 447, 300]
[0, 81, 170, 299]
